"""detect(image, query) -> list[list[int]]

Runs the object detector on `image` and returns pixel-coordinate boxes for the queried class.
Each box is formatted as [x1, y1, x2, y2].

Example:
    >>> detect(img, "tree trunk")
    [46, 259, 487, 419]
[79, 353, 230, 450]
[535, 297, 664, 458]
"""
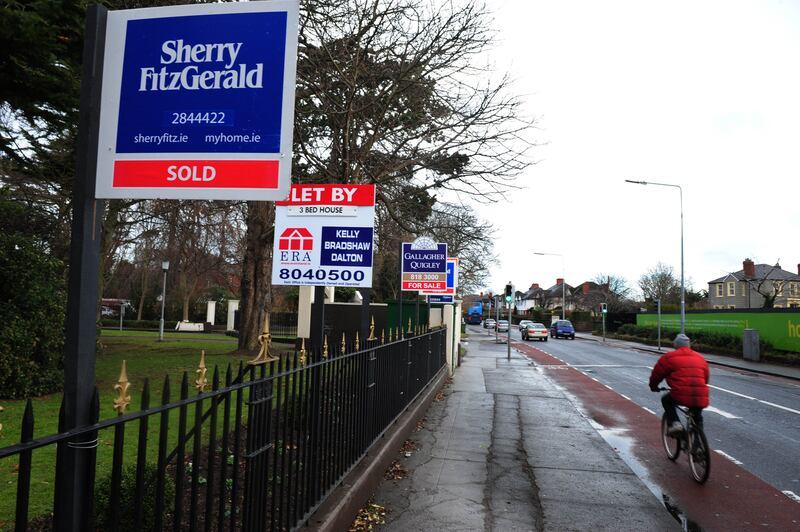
[137, 267, 149, 320]
[238, 201, 275, 352]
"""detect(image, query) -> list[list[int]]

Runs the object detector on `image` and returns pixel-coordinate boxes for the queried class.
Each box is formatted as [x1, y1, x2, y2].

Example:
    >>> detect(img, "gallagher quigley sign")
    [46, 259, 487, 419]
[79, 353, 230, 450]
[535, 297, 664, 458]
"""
[95, 1, 299, 200]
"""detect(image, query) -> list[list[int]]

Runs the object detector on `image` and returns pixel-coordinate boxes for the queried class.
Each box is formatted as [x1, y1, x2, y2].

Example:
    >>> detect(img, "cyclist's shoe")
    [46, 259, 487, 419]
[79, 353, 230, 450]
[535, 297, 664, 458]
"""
[667, 422, 684, 436]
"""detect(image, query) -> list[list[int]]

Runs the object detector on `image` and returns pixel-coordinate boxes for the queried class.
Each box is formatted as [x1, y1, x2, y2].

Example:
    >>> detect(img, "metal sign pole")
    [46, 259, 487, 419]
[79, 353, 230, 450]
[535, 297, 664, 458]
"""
[657, 298, 662, 352]
[602, 312, 606, 342]
[398, 241, 403, 339]
[311, 286, 326, 355]
[56, 5, 107, 531]
[507, 301, 511, 360]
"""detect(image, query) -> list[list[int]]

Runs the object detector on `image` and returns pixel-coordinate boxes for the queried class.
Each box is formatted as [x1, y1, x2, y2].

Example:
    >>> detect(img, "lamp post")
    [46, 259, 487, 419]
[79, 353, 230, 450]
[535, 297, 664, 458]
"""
[625, 179, 685, 334]
[533, 252, 565, 320]
[159, 260, 170, 341]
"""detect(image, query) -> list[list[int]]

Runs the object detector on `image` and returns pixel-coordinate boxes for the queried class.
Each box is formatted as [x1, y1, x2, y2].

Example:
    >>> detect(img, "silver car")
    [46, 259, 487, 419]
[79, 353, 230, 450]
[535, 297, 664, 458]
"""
[496, 320, 509, 332]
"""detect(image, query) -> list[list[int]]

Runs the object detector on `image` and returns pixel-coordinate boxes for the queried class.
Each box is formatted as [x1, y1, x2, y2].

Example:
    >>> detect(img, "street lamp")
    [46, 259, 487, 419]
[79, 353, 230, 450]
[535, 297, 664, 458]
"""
[533, 252, 565, 320]
[625, 179, 685, 335]
[159, 260, 170, 341]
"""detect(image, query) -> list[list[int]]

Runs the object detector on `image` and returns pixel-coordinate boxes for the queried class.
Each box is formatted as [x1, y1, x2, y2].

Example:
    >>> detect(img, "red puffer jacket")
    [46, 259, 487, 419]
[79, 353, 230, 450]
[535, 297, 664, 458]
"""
[649, 347, 710, 408]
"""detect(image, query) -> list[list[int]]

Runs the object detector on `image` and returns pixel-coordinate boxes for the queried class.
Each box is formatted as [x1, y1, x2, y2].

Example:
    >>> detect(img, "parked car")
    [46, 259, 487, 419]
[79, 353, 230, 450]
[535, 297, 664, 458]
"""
[522, 323, 548, 341]
[496, 320, 509, 332]
[550, 319, 575, 339]
[518, 319, 533, 331]
[484, 318, 496, 329]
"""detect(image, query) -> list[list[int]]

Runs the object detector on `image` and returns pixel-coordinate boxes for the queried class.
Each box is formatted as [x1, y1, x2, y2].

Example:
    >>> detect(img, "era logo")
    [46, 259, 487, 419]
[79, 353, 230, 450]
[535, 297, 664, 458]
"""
[279, 228, 313, 251]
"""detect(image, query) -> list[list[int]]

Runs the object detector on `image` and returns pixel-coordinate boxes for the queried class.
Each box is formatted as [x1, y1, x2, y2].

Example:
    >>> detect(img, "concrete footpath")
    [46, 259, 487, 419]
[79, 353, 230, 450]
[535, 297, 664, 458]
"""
[366, 333, 678, 531]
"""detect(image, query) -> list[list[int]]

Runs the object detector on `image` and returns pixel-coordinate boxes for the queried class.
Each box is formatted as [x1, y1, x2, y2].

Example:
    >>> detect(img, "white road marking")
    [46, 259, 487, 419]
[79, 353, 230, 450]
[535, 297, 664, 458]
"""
[620, 394, 631, 401]
[709, 385, 799, 415]
[642, 407, 656, 415]
[758, 400, 800, 415]
[604, 384, 613, 390]
[782, 490, 800, 503]
[709, 384, 756, 401]
[706, 406, 742, 419]
[714, 449, 744, 465]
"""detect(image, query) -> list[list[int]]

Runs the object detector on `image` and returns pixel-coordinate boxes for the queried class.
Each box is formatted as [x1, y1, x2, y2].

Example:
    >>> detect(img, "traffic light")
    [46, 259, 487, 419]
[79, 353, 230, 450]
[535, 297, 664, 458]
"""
[601, 303, 608, 314]
[504, 283, 513, 303]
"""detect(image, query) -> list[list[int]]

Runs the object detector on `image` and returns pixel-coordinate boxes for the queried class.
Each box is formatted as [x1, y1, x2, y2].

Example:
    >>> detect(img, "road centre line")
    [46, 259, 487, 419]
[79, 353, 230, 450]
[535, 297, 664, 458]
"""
[642, 407, 656, 415]
[710, 384, 799, 415]
[758, 400, 800, 415]
[714, 449, 744, 465]
[708, 384, 756, 400]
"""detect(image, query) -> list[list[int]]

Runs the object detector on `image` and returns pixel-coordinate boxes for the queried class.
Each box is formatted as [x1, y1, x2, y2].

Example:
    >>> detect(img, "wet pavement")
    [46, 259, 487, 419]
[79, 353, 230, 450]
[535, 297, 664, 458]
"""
[367, 331, 678, 531]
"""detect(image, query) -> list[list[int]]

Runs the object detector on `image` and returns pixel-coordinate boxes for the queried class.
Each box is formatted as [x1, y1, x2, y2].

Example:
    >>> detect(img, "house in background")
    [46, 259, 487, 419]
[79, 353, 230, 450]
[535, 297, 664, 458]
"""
[708, 258, 800, 309]
[516, 283, 545, 313]
[515, 280, 575, 314]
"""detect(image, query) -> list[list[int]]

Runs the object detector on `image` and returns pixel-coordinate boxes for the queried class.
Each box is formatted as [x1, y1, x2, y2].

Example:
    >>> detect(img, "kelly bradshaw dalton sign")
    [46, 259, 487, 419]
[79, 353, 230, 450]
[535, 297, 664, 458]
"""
[95, 1, 299, 200]
[271, 185, 376, 288]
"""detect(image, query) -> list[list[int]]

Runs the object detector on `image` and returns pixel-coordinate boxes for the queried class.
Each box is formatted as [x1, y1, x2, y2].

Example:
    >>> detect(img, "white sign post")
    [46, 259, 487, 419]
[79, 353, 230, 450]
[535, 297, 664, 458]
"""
[95, 1, 299, 200]
[271, 184, 376, 287]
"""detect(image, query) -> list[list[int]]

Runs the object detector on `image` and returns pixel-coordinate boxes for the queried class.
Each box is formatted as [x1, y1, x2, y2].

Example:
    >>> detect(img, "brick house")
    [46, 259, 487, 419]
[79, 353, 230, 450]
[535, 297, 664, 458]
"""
[708, 258, 800, 309]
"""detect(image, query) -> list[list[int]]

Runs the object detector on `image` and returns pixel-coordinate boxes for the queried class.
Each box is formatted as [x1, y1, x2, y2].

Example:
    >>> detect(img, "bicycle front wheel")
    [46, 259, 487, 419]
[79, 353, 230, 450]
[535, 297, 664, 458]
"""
[661, 415, 680, 461]
[688, 429, 711, 483]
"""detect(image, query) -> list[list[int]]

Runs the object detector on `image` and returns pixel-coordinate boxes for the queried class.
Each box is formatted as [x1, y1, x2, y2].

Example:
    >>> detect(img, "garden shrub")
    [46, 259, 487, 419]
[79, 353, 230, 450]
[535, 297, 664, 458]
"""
[94, 462, 175, 531]
[0, 197, 65, 398]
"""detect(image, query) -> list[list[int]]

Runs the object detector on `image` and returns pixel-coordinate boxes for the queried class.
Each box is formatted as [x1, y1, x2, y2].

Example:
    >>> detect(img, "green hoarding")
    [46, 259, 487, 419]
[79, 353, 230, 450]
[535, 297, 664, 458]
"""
[637, 311, 800, 352]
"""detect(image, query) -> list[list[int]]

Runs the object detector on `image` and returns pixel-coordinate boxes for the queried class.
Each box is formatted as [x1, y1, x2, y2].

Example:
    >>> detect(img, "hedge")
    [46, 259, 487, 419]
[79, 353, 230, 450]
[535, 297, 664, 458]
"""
[614, 324, 773, 356]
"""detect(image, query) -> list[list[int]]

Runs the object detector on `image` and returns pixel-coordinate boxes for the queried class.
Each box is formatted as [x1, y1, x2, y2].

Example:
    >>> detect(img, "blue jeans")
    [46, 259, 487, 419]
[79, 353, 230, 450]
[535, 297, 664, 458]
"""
[661, 393, 703, 429]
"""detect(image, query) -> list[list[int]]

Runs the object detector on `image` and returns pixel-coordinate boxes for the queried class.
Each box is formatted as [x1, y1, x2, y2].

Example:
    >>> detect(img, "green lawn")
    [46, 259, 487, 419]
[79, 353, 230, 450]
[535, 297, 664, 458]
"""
[0, 331, 299, 526]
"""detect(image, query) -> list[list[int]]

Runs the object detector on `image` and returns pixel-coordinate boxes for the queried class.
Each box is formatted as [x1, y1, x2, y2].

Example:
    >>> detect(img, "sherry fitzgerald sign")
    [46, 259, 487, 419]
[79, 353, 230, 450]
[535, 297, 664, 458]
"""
[95, 1, 299, 200]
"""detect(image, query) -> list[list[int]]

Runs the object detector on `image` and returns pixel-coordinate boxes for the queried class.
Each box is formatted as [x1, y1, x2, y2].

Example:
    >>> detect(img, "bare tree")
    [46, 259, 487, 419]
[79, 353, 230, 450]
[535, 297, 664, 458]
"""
[639, 263, 680, 305]
[753, 262, 788, 309]
[237, 0, 537, 347]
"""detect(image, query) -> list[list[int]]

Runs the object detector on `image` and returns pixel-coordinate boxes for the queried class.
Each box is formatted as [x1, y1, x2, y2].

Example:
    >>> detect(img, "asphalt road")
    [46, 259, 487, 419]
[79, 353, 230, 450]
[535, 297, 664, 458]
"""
[472, 324, 800, 499]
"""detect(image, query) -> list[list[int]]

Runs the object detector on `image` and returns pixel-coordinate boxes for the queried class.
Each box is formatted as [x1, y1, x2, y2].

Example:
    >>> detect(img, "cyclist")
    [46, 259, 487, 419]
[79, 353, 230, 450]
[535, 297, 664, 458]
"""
[649, 333, 709, 436]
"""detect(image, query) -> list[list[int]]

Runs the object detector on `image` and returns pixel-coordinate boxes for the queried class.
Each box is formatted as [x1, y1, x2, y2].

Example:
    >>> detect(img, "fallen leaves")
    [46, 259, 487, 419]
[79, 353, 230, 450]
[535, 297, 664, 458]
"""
[414, 417, 427, 432]
[349, 501, 387, 531]
[434, 391, 445, 402]
[383, 460, 407, 480]
[400, 439, 418, 454]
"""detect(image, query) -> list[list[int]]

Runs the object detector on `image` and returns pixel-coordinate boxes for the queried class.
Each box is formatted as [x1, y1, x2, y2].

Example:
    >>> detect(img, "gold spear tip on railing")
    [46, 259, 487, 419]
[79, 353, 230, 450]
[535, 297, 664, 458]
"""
[249, 311, 278, 365]
[195, 350, 208, 393]
[323, 335, 329, 359]
[299, 338, 307, 366]
[355, 330, 360, 349]
[341, 332, 346, 354]
[113, 360, 132, 414]
[368, 316, 377, 341]
[381, 329, 385, 344]
[407, 318, 412, 334]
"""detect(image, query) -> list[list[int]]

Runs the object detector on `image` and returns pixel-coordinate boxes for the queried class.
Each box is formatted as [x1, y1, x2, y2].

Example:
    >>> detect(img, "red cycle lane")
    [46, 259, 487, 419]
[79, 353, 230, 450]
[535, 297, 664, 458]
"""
[514, 341, 800, 531]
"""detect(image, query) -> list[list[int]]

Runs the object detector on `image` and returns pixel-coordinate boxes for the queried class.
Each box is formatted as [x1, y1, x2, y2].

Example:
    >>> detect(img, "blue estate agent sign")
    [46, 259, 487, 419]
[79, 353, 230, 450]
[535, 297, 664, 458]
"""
[400, 242, 448, 291]
[95, 1, 299, 201]
[117, 12, 287, 154]
[428, 295, 454, 304]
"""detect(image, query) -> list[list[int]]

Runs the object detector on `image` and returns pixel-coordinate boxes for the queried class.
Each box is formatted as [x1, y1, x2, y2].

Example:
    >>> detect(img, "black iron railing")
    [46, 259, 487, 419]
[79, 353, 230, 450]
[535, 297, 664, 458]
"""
[0, 327, 447, 531]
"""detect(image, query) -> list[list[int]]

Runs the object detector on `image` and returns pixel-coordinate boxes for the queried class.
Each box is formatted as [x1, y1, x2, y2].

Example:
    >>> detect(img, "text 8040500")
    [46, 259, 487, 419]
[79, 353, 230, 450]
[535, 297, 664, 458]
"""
[278, 268, 365, 282]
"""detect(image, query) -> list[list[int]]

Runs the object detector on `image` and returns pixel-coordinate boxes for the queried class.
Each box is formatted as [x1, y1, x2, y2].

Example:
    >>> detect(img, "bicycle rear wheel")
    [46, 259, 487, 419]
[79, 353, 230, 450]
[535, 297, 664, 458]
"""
[688, 429, 711, 483]
[661, 415, 680, 461]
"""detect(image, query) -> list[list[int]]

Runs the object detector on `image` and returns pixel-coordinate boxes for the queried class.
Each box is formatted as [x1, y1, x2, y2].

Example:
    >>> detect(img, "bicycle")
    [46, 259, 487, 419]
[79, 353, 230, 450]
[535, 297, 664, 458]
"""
[656, 388, 711, 484]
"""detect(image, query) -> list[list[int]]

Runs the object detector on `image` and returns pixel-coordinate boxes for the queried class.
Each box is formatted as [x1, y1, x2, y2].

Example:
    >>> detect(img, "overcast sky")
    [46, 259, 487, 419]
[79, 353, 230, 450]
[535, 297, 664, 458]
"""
[471, 0, 800, 297]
